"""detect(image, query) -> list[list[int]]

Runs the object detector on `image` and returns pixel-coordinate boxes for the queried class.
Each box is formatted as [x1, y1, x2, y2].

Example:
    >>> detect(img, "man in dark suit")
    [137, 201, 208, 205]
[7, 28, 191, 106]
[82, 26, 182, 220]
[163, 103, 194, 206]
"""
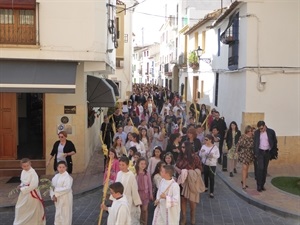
[210, 111, 227, 168]
[130, 91, 139, 103]
[254, 121, 278, 192]
[156, 90, 165, 114]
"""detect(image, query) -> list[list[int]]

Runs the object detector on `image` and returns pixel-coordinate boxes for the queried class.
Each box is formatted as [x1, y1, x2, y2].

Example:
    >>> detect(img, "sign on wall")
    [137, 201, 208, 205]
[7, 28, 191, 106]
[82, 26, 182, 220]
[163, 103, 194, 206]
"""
[64, 106, 76, 114]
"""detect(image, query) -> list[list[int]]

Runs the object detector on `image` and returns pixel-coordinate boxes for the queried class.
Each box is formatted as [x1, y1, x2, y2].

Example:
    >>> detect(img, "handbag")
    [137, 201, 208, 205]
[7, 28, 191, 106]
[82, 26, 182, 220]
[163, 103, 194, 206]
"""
[222, 142, 228, 154]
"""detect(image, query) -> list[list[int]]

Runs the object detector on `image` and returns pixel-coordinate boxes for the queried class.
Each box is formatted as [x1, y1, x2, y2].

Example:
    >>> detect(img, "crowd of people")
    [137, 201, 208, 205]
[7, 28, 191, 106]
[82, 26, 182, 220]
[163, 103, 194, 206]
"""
[99, 83, 278, 225]
[12, 83, 278, 225]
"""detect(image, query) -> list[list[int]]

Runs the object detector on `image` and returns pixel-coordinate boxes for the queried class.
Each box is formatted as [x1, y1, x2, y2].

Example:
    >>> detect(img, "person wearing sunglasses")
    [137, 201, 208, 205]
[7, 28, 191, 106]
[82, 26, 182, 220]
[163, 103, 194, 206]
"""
[47, 131, 76, 174]
[199, 134, 220, 199]
[254, 121, 278, 192]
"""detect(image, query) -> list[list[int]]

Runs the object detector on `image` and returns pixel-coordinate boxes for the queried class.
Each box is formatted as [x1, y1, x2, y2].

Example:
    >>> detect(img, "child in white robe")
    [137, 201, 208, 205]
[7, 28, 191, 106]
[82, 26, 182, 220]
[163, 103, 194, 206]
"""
[115, 156, 142, 225]
[50, 161, 73, 225]
[101, 182, 131, 225]
[152, 165, 180, 225]
[13, 158, 45, 225]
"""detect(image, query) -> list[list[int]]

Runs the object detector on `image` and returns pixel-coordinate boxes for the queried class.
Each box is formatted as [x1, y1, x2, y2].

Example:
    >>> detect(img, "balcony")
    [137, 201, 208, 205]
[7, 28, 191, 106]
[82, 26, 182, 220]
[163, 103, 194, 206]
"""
[0, 5, 38, 45]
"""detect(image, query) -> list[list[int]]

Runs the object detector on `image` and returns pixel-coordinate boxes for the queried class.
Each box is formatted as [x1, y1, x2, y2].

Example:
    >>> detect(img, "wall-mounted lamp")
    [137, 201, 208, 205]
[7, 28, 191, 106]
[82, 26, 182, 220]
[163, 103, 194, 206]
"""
[195, 46, 211, 64]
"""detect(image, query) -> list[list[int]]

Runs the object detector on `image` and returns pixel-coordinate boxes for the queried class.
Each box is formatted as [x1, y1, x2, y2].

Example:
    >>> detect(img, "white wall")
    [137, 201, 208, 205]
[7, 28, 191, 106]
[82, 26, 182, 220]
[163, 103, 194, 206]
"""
[109, 5, 134, 100]
[0, 0, 115, 65]
[218, 71, 247, 128]
[245, 71, 300, 136]
[245, 0, 299, 67]
[213, 0, 300, 135]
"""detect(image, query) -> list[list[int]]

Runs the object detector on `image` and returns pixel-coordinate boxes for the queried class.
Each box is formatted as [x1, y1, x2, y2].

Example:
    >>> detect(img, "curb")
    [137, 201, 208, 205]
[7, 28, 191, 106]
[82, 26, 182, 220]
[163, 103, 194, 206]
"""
[217, 169, 300, 220]
[0, 185, 103, 212]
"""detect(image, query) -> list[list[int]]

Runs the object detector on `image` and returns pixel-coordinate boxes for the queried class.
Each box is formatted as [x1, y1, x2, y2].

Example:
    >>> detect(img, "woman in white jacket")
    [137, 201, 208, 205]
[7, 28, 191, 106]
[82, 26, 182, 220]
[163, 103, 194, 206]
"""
[199, 134, 220, 198]
[50, 161, 73, 225]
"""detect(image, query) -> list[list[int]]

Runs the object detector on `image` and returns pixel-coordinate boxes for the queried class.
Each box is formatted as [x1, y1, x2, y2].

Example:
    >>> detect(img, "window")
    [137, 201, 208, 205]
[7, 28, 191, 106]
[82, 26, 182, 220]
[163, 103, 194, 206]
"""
[202, 31, 206, 53]
[115, 17, 120, 39]
[215, 73, 219, 106]
[217, 28, 221, 56]
[20, 10, 34, 25]
[176, 4, 179, 26]
[228, 13, 239, 70]
[182, 15, 188, 26]
[0, 9, 13, 24]
[0, 7, 37, 44]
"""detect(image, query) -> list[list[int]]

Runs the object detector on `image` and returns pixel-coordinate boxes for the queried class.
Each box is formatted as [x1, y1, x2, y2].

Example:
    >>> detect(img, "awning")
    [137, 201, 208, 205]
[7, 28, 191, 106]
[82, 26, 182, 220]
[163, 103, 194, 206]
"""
[0, 0, 36, 9]
[105, 79, 119, 97]
[0, 60, 77, 93]
[87, 75, 116, 107]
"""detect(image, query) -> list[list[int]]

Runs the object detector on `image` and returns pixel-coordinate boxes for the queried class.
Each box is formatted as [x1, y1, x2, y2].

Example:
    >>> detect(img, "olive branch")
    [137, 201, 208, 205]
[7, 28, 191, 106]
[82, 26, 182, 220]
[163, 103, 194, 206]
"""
[8, 178, 53, 198]
[38, 178, 54, 197]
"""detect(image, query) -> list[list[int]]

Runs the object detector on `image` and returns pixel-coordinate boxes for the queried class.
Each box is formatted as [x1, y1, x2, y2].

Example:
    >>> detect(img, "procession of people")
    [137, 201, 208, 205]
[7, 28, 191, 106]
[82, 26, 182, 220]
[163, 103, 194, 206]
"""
[13, 82, 277, 225]
[99, 83, 278, 225]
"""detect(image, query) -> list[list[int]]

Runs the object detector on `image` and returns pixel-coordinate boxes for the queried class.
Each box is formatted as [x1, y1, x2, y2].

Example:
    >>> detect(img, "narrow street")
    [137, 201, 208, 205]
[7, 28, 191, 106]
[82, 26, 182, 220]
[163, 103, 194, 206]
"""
[0, 176, 298, 225]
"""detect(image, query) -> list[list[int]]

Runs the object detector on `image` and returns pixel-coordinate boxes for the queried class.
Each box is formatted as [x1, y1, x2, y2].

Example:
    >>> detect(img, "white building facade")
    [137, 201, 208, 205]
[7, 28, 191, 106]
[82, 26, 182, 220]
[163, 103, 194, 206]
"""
[183, 0, 300, 164]
[0, 0, 119, 175]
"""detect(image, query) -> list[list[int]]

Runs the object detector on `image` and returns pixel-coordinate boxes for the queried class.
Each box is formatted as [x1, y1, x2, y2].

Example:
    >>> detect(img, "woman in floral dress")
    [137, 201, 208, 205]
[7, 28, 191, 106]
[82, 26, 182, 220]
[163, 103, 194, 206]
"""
[236, 125, 254, 189]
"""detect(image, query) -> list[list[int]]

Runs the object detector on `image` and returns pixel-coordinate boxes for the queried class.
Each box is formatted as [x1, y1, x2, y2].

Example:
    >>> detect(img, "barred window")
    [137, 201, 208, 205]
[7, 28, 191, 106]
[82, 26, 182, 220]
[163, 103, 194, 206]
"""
[0, 9, 14, 24]
[20, 10, 34, 25]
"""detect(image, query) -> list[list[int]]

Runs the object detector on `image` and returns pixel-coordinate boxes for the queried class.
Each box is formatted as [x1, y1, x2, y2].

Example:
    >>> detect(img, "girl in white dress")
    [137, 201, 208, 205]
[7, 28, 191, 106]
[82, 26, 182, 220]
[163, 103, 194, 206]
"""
[151, 126, 163, 150]
[50, 161, 73, 225]
[130, 133, 146, 158]
[140, 128, 150, 158]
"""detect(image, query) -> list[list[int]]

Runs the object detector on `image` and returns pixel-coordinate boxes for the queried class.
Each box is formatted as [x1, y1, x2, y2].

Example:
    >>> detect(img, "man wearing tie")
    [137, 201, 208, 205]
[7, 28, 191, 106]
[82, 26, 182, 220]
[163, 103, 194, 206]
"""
[254, 121, 278, 192]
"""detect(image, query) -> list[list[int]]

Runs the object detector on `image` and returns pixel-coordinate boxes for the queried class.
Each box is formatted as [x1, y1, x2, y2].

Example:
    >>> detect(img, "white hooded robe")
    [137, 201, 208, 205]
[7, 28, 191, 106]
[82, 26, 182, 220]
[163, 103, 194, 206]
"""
[152, 178, 181, 225]
[50, 171, 73, 225]
[13, 167, 45, 225]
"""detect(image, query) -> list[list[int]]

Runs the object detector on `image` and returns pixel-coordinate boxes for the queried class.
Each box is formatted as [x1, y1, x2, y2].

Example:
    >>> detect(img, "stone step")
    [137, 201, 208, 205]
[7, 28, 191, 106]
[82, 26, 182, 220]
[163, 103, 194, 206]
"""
[0, 168, 46, 177]
[0, 160, 46, 177]
[0, 160, 45, 169]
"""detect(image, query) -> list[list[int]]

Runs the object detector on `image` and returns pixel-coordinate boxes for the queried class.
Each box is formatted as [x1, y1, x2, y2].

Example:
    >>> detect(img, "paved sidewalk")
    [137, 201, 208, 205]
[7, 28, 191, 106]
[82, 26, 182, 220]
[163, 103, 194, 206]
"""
[0, 150, 104, 210]
[217, 160, 300, 219]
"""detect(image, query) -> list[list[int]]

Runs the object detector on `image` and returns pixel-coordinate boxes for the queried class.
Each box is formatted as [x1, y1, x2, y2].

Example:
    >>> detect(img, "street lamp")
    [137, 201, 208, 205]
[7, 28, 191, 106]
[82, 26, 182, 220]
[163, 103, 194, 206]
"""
[195, 46, 211, 64]
[195, 46, 203, 60]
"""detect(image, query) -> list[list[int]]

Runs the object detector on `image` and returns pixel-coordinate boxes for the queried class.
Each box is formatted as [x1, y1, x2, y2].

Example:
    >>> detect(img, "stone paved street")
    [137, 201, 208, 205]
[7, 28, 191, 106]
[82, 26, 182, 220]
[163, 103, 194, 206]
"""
[1, 176, 299, 225]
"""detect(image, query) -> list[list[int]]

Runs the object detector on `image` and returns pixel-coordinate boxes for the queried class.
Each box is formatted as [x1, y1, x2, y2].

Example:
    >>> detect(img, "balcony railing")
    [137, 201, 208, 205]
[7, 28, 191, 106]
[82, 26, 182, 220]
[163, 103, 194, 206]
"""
[0, 8, 38, 45]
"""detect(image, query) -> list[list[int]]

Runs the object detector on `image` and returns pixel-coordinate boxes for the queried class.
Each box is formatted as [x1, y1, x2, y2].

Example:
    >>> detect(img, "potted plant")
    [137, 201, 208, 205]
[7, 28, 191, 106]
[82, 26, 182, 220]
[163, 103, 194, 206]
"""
[188, 51, 199, 70]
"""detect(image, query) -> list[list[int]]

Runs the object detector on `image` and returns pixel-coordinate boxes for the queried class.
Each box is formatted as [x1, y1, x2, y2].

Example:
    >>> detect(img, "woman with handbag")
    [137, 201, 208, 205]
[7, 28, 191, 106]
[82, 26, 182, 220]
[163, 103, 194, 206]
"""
[199, 134, 220, 198]
[226, 121, 241, 177]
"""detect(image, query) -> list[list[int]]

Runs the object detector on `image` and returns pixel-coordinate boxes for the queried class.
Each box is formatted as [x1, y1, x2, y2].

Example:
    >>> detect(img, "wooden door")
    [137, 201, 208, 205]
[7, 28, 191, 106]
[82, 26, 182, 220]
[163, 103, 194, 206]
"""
[0, 93, 17, 159]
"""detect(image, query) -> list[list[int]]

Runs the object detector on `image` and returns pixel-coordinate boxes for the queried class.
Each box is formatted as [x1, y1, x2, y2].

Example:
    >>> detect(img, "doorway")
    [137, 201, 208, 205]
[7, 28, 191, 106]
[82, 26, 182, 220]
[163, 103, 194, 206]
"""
[17, 93, 44, 159]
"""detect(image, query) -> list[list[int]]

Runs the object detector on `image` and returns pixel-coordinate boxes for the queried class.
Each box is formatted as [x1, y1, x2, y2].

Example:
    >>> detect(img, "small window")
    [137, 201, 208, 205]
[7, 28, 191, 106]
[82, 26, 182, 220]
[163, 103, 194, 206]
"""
[0, 9, 14, 24]
[215, 73, 219, 106]
[217, 28, 221, 56]
[19, 10, 34, 25]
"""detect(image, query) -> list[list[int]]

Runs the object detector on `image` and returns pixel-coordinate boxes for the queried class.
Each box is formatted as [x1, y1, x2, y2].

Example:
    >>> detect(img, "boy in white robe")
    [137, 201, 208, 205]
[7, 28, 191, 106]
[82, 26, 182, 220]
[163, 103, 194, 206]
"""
[115, 156, 142, 225]
[101, 182, 131, 225]
[50, 161, 73, 225]
[152, 165, 180, 225]
[13, 158, 45, 225]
